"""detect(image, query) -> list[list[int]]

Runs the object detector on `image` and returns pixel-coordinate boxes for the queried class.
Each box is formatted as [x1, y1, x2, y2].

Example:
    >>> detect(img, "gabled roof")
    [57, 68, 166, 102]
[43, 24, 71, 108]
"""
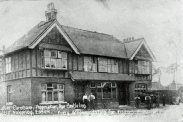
[124, 38, 143, 58]
[5, 20, 55, 54]
[4, 19, 155, 61]
[124, 38, 156, 61]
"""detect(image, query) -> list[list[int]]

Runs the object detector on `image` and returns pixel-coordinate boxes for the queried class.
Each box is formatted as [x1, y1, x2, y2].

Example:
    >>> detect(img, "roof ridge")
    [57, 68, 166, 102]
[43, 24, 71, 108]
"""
[37, 20, 55, 28]
[61, 24, 113, 37]
[124, 37, 144, 43]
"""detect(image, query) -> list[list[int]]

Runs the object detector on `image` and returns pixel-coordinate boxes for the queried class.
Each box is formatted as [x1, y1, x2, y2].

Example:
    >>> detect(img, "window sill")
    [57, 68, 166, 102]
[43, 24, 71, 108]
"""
[40, 101, 67, 105]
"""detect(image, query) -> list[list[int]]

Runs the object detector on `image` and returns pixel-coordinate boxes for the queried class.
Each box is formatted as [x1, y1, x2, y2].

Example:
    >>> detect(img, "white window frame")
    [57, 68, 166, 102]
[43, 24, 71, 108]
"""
[43, 50, 67, 70]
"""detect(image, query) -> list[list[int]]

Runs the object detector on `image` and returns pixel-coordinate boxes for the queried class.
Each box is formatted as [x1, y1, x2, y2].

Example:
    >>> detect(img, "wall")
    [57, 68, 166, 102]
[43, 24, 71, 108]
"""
[129, 80, 151, 106]
[31, 77, 74, 106]
[0, 78, 32, 106]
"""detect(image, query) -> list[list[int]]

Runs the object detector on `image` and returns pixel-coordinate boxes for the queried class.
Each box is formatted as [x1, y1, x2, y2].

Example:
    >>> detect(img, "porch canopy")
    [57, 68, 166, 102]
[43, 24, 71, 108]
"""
[69, 71, 135, 81]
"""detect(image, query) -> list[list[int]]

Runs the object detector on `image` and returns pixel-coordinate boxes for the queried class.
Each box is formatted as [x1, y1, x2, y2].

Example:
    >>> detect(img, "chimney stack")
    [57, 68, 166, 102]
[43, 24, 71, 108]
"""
[45, 2, 57, 22]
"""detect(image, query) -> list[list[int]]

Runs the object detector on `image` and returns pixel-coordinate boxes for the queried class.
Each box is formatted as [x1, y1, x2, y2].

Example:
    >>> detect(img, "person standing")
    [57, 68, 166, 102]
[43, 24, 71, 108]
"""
[162, 94, 166, 106]
[83, 93, 88, 110]
[134, 95, 141, 108]
[88, 92, 95, 110]
[145, 94, 151, 109]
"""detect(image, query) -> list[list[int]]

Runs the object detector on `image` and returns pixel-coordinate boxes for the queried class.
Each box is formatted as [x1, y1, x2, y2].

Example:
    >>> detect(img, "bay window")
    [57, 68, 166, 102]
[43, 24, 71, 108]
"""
[43, 50, 67, 69]
[41, 83, 64, 103]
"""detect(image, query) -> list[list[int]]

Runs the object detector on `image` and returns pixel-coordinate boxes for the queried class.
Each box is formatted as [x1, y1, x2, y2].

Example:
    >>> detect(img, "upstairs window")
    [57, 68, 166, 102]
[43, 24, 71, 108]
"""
[98, 57, 108, 72]
[5, 57, 11, 73]
[136, 61, 150, 74]
[43, 50, 67, 69]
[84, 56, 97, 72]
[107, 59, 118, 73]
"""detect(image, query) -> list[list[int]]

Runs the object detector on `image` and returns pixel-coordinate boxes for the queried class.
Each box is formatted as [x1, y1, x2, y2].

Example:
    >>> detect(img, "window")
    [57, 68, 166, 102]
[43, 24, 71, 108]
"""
[7, 85, 12, 103]
[98, 57, 108, 72]
[90, 82, 117, 99]
[135, 83, 147, 93]
[84, 56, 97, 72]
[41, 83, 64, 103]
[6, 57, 11, 73]
[136, 61, 150, 74]
[43, 50, 67, 69]
[99, 58, 118, 73]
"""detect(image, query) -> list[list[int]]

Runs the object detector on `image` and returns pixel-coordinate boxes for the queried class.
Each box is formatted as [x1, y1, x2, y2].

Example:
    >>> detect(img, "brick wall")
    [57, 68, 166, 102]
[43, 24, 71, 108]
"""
[129, 80, 151, 106]
[0, 78, 32, 106]
[31, 77, 74, 106]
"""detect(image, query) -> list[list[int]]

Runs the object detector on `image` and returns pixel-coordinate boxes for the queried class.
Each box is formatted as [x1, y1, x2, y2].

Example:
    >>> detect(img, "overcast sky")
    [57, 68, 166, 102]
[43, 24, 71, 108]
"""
[0, 0, 182, 85]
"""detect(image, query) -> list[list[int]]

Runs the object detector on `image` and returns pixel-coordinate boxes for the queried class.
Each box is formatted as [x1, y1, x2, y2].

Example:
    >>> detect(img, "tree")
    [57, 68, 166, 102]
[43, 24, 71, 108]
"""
[166, 63, 179, 82]
[152, 65, 165, 84]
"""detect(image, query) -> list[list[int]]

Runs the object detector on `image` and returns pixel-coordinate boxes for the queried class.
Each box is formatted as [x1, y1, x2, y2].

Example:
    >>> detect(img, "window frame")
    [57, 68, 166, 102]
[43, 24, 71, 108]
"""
[41, 83, 64, 103]
[7, 85, 12, 103]
[5, 57, 11, 73]
[42, 49, 67, 70]
[134, 83, 147, 93]
[90, 82, 117, 99]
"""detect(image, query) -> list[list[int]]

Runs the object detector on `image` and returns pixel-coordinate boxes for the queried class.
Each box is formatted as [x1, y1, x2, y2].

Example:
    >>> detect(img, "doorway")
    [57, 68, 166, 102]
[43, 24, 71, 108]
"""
[118, 83, 129, 105]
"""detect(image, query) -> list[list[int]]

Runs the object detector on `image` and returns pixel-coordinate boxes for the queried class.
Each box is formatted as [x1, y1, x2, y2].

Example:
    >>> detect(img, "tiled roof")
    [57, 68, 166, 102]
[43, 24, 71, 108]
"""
[124, 38, 143, 58]
[61, 25, 127, 58]
[5, 21, 54, 54]
[4, 20, 147, 60]
[69, 71, 135, 81]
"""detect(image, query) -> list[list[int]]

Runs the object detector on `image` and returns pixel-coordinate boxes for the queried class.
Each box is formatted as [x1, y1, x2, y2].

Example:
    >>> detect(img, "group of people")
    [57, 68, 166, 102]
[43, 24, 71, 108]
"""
[134, 94, 166, 109]
[83, 93, 95, 110]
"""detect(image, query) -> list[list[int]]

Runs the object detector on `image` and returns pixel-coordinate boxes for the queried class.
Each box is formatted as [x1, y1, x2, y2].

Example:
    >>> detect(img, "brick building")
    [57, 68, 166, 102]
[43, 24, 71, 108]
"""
[0, 3, 156, 108]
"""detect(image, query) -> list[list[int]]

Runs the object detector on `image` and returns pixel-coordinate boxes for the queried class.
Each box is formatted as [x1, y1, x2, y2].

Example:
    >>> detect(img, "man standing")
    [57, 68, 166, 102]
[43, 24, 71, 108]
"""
[145, 94, 151, 109]
[83, 93, 88, 110]
[88, 92, 95, 110]
[134, 95, 141, 108]
[162, 94, 166, 106]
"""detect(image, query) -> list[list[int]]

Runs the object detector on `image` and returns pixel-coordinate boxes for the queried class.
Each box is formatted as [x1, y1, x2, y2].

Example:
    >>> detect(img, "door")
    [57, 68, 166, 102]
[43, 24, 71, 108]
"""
[118, 83, 129, 105]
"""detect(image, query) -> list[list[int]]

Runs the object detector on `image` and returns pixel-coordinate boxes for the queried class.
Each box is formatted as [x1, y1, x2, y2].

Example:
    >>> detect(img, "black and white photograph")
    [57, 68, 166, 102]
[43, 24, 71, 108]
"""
[0, 0, 182, 122]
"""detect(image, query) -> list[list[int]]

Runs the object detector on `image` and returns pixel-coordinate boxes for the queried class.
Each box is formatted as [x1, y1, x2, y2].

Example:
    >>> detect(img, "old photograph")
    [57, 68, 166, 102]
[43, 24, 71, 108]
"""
[0, 0, 182, 122]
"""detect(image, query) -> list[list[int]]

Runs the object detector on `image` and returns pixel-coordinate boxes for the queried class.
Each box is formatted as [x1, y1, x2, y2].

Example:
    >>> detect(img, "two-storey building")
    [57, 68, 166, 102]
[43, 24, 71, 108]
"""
[0, 3, 156, 108]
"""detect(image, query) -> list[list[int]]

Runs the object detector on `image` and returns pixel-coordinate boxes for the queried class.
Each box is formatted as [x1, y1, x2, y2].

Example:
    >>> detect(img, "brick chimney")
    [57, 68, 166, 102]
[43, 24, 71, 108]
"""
[45, 2, 57, 22]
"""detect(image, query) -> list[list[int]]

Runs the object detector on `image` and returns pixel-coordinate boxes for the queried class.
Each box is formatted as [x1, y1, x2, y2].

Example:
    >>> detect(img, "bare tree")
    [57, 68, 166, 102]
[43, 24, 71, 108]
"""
[166, 63, 179, 82]
[152, 65, 165, 84]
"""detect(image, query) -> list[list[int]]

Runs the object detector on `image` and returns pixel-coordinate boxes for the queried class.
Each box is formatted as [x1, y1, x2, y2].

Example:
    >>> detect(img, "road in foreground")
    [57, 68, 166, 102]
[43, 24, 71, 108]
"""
[0, 104, 183, 122]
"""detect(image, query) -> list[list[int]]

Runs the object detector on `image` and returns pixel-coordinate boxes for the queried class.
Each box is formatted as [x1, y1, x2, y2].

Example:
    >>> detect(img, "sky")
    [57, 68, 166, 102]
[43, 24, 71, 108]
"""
[0, 0, 182, 86]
